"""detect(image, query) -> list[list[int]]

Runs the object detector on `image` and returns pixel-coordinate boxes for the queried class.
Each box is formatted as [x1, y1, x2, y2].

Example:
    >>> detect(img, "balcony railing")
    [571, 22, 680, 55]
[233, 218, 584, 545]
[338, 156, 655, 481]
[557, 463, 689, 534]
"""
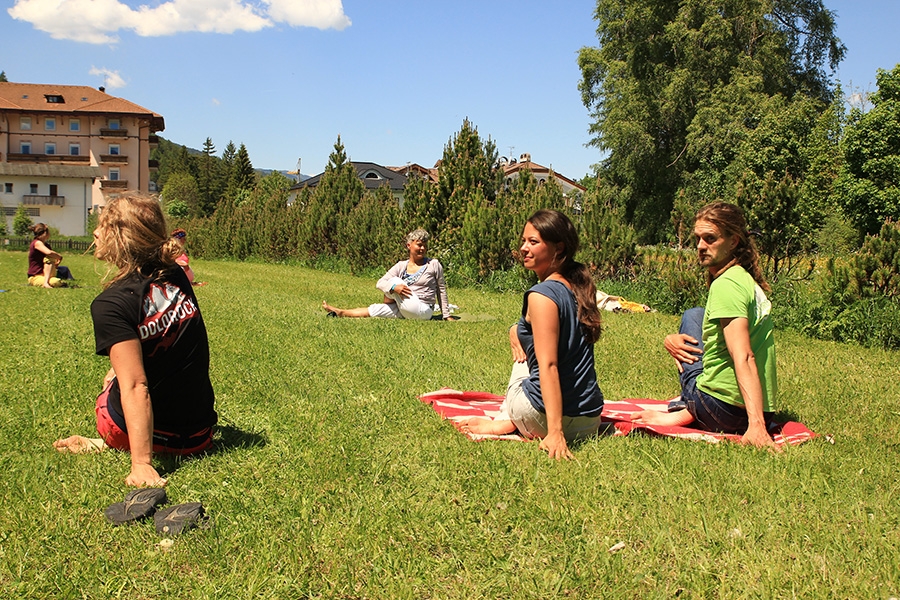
[100, 154, 128, 163]
[23, 194, 66, 207]
[100, 179, 128, 189]
[99, 128, 128, 137]
[6, 153, 91, 163]
[148, 159, 159, 170]
[149, 135, 159, 146]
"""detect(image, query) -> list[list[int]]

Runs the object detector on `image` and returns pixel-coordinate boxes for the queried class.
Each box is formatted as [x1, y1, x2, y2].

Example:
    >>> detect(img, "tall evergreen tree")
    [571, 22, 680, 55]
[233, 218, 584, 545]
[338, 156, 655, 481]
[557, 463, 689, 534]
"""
[299, 136, 366, 256]
[578, 0, 845, 242]
[197, 137, 222, 217]
[434, 119, 501, 241]
[229, 143, 257, 196]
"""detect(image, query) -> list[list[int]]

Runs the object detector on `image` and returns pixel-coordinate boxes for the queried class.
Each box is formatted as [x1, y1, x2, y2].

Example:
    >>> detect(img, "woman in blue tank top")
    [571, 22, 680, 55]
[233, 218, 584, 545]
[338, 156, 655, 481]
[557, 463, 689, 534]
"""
[460, 210, 605, 459]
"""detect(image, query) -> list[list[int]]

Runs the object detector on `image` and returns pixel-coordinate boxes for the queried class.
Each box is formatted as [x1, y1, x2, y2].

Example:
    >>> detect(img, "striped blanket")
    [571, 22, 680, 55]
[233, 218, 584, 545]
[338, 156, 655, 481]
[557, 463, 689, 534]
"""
[419, 389, 817, 447]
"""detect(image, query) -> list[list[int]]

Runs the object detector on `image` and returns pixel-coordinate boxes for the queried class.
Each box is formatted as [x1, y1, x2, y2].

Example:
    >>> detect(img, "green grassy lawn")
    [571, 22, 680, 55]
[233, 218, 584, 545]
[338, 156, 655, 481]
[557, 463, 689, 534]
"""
[1, 251, 898, 598]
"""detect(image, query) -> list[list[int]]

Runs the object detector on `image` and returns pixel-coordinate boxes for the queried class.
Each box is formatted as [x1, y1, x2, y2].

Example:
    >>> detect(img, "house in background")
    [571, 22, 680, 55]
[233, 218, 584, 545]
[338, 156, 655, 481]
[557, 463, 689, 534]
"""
[501, 153, 586, 208]
[387, 162, 438, 184]
[0, 82, 164, 236]
[289, 161, 409, 206]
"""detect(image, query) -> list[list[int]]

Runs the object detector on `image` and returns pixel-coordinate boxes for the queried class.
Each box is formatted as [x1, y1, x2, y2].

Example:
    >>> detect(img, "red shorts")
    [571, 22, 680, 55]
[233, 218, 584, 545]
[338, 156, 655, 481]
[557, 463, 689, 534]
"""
[95, 384, 213, 456]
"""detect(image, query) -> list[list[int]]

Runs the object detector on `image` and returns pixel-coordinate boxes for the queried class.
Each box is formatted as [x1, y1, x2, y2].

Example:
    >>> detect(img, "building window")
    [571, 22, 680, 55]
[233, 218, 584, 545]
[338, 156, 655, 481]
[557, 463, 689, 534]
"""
[4, 183, 12, 194]
[30, 184, 38, 194]
[20, 142, 31, 154]
[45, 143, 56, 155]
[50, 184, 58, 196]
[69, 144, 80, 156]
[20, 117, 32, 131]
[109, 168, 120, 181]
[108, 119, 120, 130]
[45, 118, 56, 131]
[45, 94, 65, 103]
[69, 119, 80, 132]
[108, 144, 120, 155]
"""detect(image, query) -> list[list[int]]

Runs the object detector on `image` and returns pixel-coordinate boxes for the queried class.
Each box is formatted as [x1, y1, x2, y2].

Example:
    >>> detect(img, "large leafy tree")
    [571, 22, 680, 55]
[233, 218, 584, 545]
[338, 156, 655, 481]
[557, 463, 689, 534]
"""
[837, 64, 900, 236]
[578, 0, 845, 242]
[162, 171, 200, 218]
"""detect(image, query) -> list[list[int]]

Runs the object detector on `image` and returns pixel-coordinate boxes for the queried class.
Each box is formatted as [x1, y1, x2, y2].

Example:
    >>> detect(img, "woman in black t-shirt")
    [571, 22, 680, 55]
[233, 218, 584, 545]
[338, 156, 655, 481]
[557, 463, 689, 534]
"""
[54, 193, 217, 487]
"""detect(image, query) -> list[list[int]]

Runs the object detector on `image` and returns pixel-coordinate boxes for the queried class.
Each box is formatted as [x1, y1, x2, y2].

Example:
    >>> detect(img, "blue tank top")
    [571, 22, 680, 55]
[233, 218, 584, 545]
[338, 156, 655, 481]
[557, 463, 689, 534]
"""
[517, 280, 604, 417]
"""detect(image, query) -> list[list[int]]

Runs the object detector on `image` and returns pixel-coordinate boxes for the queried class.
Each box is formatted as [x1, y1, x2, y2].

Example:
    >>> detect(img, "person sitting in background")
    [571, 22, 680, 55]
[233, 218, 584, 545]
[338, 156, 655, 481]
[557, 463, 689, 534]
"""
[27, 223, 65, 288]
[54, 193, 217, 487]
[171, 228, 201, 286]
[322, 228, 457, 320]
[458, 210, 605, 459]
[629, 202, 778, 448]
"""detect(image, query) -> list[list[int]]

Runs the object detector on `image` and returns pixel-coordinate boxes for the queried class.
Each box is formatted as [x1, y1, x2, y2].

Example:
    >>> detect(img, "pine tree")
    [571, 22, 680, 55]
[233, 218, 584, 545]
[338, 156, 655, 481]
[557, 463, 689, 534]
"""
[197, 137, 222, 217]
[299, 136, 365, 256]
[228, 143, 257, 197]
[434, 119, 501, 243]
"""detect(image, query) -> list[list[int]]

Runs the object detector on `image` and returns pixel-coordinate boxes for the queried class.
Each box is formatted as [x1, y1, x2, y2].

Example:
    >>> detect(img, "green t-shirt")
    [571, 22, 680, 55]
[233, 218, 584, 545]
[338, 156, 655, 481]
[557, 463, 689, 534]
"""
[696, 265, 777, 412]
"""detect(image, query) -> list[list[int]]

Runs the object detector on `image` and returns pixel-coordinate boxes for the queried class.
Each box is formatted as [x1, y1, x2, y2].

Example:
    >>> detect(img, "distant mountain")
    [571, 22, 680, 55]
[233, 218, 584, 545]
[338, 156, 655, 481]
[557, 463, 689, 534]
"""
[153, 136, 309, 182]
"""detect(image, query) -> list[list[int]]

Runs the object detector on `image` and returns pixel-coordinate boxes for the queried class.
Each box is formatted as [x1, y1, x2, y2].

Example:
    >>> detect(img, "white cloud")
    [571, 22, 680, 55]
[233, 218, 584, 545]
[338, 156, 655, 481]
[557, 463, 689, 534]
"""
[264, 0, 350, 30]
[8, 0, 350, 44]
[89, 66, 126, 89]
[211, 98, 221, 105]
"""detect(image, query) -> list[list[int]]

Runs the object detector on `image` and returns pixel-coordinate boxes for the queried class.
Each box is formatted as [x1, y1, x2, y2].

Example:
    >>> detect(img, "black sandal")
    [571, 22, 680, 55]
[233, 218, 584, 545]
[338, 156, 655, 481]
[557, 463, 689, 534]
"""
[154, 502, 206, 536]
[104, 488, 168, 526]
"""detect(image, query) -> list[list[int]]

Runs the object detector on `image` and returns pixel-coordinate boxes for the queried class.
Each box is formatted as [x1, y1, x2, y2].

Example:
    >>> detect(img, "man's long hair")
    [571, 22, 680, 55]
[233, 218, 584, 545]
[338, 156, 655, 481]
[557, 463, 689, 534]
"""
[695, 202, 769, 292]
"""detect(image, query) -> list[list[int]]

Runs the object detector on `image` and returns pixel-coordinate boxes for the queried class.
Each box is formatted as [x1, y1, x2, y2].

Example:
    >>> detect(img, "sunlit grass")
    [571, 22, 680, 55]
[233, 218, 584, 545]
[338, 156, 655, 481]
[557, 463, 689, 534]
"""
[0, 250, 897, 598]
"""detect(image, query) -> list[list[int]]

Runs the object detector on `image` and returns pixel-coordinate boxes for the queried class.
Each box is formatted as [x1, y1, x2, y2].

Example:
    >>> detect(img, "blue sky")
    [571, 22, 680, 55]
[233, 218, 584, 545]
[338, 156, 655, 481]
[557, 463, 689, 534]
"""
[2, 0, 898, 180]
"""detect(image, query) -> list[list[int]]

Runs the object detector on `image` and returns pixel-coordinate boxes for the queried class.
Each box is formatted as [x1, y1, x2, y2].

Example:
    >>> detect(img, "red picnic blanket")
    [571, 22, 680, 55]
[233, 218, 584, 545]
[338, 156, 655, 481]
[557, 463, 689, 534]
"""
[419, 389, 817, 447]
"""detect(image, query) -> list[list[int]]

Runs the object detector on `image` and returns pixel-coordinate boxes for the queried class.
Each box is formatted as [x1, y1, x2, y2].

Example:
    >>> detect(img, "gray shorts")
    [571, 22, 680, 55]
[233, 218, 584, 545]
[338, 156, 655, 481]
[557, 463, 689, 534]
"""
[499, 362, 602, 441]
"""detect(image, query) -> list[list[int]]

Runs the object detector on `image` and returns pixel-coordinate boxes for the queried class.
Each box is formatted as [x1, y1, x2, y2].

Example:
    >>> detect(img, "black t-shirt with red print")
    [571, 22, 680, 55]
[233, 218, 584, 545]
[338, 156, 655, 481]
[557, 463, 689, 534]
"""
[91, 266, 217, 437]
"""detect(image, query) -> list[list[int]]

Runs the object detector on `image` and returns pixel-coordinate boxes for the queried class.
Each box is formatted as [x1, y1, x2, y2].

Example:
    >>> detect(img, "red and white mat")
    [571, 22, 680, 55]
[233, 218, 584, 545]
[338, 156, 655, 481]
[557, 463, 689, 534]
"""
[419, 389, 817, 447]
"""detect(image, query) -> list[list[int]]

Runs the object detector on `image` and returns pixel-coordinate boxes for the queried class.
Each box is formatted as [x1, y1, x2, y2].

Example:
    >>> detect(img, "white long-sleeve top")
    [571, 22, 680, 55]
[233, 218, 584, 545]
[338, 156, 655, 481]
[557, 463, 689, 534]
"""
[376, 258, 452, 319]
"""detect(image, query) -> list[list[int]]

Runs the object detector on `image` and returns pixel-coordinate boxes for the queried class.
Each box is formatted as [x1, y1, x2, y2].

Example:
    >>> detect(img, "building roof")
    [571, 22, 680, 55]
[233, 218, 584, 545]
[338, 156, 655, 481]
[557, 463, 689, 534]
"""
[0, 163, 103, 178]
[291, 161, 408, 192]
[503, 159, 586, 193]
[387, 163, 439, 183]
[0, 82, 164, 131]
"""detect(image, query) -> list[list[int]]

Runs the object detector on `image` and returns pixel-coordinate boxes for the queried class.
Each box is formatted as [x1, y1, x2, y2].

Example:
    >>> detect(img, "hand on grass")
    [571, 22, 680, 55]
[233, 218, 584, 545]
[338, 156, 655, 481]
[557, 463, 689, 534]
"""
[539, 431, 573, 461]
[126, 463, 167, 488]
[740, 424, 780, 452]
[664, 333, 703, 373]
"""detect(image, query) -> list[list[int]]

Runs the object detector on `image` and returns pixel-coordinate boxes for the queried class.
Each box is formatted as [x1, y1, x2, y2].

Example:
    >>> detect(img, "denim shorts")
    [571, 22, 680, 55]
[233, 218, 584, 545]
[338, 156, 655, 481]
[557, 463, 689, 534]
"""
[677, 307, 773, 434]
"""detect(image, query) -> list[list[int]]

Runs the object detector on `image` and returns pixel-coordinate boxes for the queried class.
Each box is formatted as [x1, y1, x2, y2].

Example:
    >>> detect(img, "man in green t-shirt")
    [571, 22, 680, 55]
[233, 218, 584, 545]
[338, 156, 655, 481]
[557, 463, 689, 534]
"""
[631, 202, 777, 448]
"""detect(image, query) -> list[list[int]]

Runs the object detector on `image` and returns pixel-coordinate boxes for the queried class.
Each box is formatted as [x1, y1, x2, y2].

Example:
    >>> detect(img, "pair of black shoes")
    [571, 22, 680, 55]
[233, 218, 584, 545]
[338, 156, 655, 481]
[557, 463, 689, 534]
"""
[104, 488, 206, 535]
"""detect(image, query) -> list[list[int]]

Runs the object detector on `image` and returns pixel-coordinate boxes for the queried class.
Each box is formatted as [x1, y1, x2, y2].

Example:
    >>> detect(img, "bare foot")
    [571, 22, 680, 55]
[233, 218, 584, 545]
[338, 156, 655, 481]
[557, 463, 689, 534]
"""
[629, 409, 695, 427]
[456, 417, 518, 435]
[322, 301, 342, 317]
[53, 436, 108, 453]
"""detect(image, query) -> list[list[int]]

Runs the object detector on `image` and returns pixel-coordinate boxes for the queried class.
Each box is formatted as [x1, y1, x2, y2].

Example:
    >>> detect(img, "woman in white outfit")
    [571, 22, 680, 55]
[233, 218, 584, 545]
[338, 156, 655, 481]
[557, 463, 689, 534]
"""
[322, 229, 457, 321]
